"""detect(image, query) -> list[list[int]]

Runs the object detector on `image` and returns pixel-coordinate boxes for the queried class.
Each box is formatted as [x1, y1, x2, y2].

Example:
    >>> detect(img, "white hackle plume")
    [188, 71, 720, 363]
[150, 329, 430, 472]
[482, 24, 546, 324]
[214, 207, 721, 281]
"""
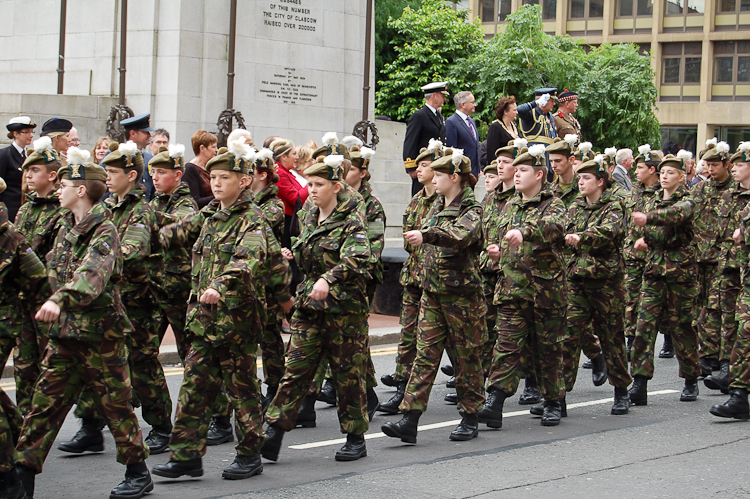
[228, 139, 249, 159]
[257, 148, 274, 162]
[706, 137, 718, 148]
[717, 141, 730, 155]
[528, 144, 546, 159]
[579, 142, 592, 153]
[341, 135, 363, 149]
[638, 144, 651, 156]
[427, 138, 443, 153]
[594, 153, 604, 165]
[322, 132, 338, 146]
[66, 147, 90, 165]
[605, 147, 617, 157]
[360, 147, 375, 160]
[243, 147, 257, 164]
[324, 155, 344, 167]
[119, 140, 138, 158]
[33, 136, 53, 153]
[739, 141, 750, 153]
[168, 143, 185, 158]
[564, 134, 578, 148]
[451, 148, 465, 168]
[514, 138, 528, 149]
[676, 150, 692, 161]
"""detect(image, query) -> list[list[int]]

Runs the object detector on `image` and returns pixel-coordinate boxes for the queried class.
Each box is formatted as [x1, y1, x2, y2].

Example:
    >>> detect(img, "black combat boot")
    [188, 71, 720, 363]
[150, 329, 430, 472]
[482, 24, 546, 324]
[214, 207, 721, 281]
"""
[377, 381, 406, 415]
[381, 410, 421, 444]
[659, 334, 675, 358]
[449, 412, 479, 441]
[704, 360, 731, 394]
[335, 433, 367, 461]
[518, 377, 542, 405]
[221, 453, 263, 480]
[110, 462, 153, 499]
[582, 358, 593, 369]
[295, 395, 317, 428]
[262, 385, 278, 413]
[530, 397, 567, 417]
[444, 392, 458, 404]
[440, 364, 454, 377]
[206, 416, 233, 445]
[477, 388, 506, 428]
[367, 387, 380, 421]
[261, 425, 285, 461]
[446, 376, 456, 389]
[591, 353, 608, 387]
[144, 421, 172, 455]
[380, 373, 399, 388]
[710, 388, 750, 420]
[14, 465, 34, 499]
[680, 378, 699, 402]
[151, 458, 203, 479]
[2, 468, 28, 499]
[541, 399, 562, 426]
[318, 378, 337, 405]
[611, 387, 631, 415]
[57, 418, 105, 453]
[629, 375, 648, 406]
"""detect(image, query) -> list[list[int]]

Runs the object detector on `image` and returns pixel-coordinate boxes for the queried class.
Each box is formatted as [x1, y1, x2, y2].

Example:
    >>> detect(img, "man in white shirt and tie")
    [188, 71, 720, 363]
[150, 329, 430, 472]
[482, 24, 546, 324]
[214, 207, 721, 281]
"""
[445, 91, 480, 178]
[0, 116, 36, 221]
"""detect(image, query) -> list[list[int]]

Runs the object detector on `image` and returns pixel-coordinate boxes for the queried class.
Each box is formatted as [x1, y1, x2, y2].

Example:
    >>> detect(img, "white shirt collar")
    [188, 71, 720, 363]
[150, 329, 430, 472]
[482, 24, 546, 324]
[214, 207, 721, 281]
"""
[425, 103, 438, 114]
[12, 141, 25, 155]
[455, 110, 469, 122]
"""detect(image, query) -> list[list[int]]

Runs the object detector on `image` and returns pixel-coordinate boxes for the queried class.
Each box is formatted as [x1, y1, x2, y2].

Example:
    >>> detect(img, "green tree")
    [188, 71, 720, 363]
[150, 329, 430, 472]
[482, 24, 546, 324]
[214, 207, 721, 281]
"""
[375, 0, 422, 94]
[375, 0, 483, 121]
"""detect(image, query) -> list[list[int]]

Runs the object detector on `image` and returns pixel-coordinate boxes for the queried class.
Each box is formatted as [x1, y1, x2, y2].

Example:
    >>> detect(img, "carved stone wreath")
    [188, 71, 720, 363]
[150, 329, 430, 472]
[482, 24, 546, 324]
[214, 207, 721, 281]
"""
[106, 104, 134, 143]
[352, 120, 379, 150]
[217, 109, 247, 147]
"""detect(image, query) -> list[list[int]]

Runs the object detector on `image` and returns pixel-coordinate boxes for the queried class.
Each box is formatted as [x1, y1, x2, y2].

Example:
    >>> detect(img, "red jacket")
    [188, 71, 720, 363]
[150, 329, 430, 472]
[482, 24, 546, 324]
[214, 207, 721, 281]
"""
[276, 162, 308, 215]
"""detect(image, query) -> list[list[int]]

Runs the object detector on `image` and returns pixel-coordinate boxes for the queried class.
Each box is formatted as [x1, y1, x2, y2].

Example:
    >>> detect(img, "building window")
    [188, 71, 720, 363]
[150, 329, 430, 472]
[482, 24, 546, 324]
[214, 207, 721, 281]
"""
[480, 0, 496, 22]
[498, 0, 512, 21]
[716, 127, 750, 147]
[570, 0, 604, 18]
[660, 127, 698, 156]
[665, 0, 705, 14]
[617, 0, 654, 16]
[662, 42, 702, 84]
[522, 0, 557, 19]
[714, 41, 750, 83]
[717, 0, 750, 12]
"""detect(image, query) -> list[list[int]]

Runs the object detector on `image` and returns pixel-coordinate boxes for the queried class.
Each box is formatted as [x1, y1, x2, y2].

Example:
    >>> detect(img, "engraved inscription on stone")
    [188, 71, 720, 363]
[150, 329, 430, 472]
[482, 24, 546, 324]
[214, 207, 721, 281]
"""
[262, 0, 317, 32]
[257, 67, 321, 106]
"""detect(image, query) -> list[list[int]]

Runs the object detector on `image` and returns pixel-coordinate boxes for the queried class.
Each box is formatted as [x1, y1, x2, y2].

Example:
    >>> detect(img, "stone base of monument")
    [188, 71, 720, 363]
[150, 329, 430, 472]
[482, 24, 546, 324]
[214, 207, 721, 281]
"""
[372, 248, 409, 317]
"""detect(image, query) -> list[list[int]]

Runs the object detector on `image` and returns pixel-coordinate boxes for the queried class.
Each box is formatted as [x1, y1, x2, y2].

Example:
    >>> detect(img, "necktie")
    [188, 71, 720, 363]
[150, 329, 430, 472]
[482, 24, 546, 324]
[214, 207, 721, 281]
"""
[21, 149, 26, 159]
[466, 117, 476, 140]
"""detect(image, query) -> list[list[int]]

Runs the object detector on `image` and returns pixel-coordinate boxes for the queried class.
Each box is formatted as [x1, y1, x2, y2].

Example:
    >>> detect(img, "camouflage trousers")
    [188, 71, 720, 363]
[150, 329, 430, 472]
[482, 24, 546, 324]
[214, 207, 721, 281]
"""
[157, 273, 192, 362]
[399, 291, 486, 414]
[696, 262, 722, 360]
[393, 284, 422, 383]
[168, 337, 264, 460]
[307, 332, 378, 396]
[266, 308, 369, 435]
[260, 305, 286, 389]
[1, 339, 23, 473]
[76, 301, 172, 428]
[624, 260, 645, 341]
[719, 270, 741, 362]
[562, 278, 632, 392]
[631, 276, 701, 380]
[12, 305, 48, 415]
[730, 286, 750, 391]
[487, 299, 565, 402]
[15, 337, 149, 472]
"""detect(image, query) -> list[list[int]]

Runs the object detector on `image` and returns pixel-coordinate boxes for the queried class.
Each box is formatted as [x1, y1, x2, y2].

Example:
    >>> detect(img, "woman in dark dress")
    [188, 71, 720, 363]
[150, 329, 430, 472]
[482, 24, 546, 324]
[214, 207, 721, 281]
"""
[485, 96, 519, 162]
[182, 130, 218, 208]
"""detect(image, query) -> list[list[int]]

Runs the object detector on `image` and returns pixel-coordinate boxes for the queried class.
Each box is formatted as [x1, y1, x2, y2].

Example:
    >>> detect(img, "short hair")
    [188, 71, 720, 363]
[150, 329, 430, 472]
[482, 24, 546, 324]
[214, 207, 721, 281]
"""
[38, 159, 62, 174]
[151, 128, 170, 141]
[191, 130, 218, 155]
[616, 148, 633, 164]
[453, 91, 473, 108]
[263, 135, 281, 148]
[494, 95, 517, 120]
[71, 179, 107, 202]
[69, 127, 78, 134]
[227, 129, 252, 146]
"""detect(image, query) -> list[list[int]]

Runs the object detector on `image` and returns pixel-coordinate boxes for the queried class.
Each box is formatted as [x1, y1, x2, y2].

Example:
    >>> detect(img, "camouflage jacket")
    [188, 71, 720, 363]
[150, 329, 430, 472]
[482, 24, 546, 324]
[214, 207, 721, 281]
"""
[256, 185, 292, 310]
[641, 185, 696, 282]
[45, 202, 132, 342]
[161, 191, 268, 345]
[494, 185, 567, 308]
[480, 184, 515, 275]
[14, 191, 65, 256]
[609, 182, 628, 200]
[691, 175, 734, 264]
[552, 177, 580, 210]
[106, 184, 163, 302]
[292, 186, 371, 315]
[150, 183, 198, 277]
[622, 182, 660, 263]
[359, 181, 386, 285]
[256, 184, 285, 243]
[0, 203, 48, 339]
[400, 187, 438, 288]
[566, 189, 625, 280]
[420, 186, 484, 296]
[738, 201, 750, 287]
[717, 183, 750, 274]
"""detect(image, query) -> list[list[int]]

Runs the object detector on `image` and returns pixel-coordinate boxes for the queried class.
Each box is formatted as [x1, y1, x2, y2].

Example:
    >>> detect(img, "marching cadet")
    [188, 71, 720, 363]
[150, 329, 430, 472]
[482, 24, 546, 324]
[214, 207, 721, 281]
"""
[623, 146, 662, 360]
[379, 140, 443, 415]
[548, 135, 579, 208]
[572, 141, 594, 170]
[692, 139, 735, 377]
[712, 141, 750, 420]
[381, 148, 486, 443]
[152, 141, 268, 480]
[705, 142, 750, 394]
[262, 153, 372, 462]
[148, 144, 198, 363]
[0, 176, 48, 499]
[560, 154, 632, 415]
[629, 152, 701, 405]
[12, 137, 63, 415]
[477, 144, 567, 429]
[14, 149, 152, 499]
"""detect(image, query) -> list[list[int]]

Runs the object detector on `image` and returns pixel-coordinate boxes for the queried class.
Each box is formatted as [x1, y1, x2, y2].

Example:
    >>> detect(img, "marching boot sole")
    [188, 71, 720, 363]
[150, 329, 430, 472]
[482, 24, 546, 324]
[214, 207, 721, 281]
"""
[477, 415, 503, 429]
[110, 479, 154, 499]
[540, 418, 560, 427]
[294, 421, 316, 428]
[703, 377, 729, 392]
[152, 467, 204, 479]
[630, 398, 647, 406]
[221, 465, 263, 480]
[206, 434, 234, 446]
[449, 429, 478, 441]
[381, 425, 417, 444]
[58, 443, 105, 454]
[335, 449, 367, 461]
[709, 407, 750, 420]
[518, 396, 541, 405]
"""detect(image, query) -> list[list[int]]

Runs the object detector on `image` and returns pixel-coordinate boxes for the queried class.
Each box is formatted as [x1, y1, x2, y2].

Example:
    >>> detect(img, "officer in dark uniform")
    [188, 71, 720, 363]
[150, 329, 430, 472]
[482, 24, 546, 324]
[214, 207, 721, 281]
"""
[403, 82, 448, 196]
[517, 87, 558, 180]
[0, 117, 36, 221]
[121, 113, 156, 200]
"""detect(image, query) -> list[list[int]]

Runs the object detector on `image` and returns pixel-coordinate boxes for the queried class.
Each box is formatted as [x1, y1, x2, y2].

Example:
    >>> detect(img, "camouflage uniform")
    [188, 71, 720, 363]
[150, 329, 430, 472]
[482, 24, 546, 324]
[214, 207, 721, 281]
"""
[266, 186, 371, 436]
[15, 202, 149, 472]
[691, 176, 734, 362]
[399, 186, 487, 414]
[630, 186, 701, 380]
[12, 191, 63, 414]
[159, 190, 268, 460]
[150, 182, 198, 362]
[486, 185, 567, 402]
[0, 203, 47, 472]
[563, 189, 632, 392]
[731, 202, 750, 390]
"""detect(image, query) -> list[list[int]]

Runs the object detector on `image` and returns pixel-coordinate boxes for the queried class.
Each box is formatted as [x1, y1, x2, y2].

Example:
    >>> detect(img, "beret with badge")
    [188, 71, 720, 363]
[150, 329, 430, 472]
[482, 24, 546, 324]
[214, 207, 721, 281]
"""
[577, 153, 609, 177]
[306, 154, 345, 181]
[573, 141, 595, 163]
[546, 135, 578, 157]
[101, 141, 144, 169]
[635, 144, 663, 165]
[58, 147, 107, 181]
[701, 140, 731, 163]
[206, 140, 255, 174]
[430, 148, 471, 175]
[313, 132, 351, 160]
[730, 142, 750, 164]
[415, 139, 444, 164]
[148, 144, 185, 174]
[22, 136, 60, 169]
[496, 138, 528, 159]
[513, 144, 546, 168]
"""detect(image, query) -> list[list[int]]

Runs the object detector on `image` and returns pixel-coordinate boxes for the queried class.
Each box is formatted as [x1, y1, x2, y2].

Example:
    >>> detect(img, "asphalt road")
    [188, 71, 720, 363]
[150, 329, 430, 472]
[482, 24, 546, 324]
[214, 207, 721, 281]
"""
[5, 337, 749, 499]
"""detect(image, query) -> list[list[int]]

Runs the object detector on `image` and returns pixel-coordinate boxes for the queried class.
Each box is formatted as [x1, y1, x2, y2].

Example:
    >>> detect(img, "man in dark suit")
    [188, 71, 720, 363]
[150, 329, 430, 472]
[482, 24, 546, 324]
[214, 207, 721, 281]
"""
[403, 82, 448, 196]
[445, 91, 480, 178]
[0, 116, 36, 221]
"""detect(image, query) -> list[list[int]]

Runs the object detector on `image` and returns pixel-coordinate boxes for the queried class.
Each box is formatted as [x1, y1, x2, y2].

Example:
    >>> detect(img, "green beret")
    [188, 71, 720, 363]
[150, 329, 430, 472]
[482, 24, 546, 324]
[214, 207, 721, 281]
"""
[22, 137, 60, 169]
[483, 159, 498, 175]
[306, 155, 344, 181]
[148, 144, 185, 172]
[254, 148, 276, 172]
[577, 154, 609, 176]
[573, 142, 594, 162]
[658, 154, 687, 173]
[206, 142, 254, 174]
[415, 139, 444, 164]
[100, 141, 144, 169]
[730, 142, 750, 163]
[431, 149, 471, 175]
[634, 144, 662, 165]
[546, 136, 577, 157]
[512, 144, 546, 168]
[58, 162, 107, 181]
[701, 142, 731, 162]
[496, 138, 527, 159]
[349, 145, 375, 170]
